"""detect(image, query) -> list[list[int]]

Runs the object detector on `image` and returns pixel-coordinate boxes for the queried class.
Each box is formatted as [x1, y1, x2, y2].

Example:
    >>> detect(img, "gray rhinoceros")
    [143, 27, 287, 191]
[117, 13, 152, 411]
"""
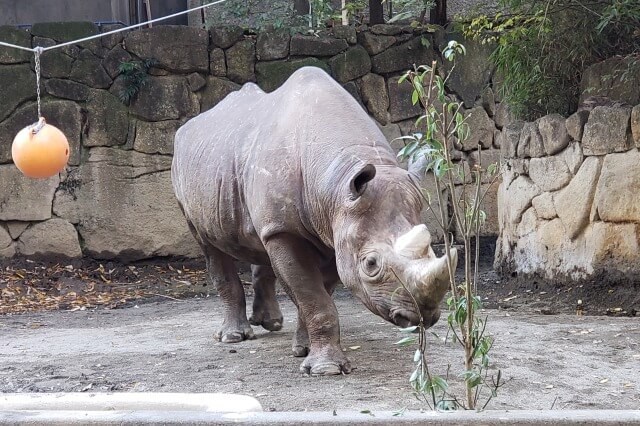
[172, 67, 457, 376]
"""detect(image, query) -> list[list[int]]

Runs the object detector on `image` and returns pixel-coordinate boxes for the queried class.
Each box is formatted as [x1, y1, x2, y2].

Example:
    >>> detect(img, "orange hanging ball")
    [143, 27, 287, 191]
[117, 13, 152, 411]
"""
[12, 118, 69, 179]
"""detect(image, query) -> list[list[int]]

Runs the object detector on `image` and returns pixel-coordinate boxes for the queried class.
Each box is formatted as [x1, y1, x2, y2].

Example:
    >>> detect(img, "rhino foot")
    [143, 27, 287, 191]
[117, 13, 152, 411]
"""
[249, 308, 283, 332]
[292, 320, 310, 357]
[292, 344, 309, 357]
[300, 347, 352, 376]
[214, 321, 256, 343]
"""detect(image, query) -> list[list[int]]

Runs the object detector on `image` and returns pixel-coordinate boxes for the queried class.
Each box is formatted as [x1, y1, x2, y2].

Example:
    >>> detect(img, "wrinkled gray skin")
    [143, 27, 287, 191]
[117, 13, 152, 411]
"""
[172, 67, 457, 376]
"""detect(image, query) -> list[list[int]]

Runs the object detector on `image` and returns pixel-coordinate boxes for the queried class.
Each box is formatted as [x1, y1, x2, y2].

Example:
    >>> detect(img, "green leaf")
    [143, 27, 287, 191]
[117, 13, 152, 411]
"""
[399, 325, 419, 333]
[409, 368, 419, 383]
[431, 376, 449, 392]
[413, 348, 421, 362]
[395, 336, 417, 346]
[392, 407, 406, 417]
[412, 90, 419, 105]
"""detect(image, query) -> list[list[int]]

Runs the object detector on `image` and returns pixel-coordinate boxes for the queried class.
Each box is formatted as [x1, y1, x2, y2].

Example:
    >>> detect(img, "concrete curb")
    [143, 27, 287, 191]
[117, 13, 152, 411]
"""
[0, 392, 262, 414]
[2, 408, 640, 425]
[1, 393, 639, 425]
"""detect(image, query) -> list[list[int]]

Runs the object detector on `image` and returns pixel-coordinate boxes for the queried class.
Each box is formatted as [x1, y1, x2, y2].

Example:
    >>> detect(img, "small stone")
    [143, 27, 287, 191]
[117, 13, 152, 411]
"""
[18, 218, 82, 258]
[630, 105, 640, 148]
[329, 45, 371, 83]
[210, 48, 226, 77]
[30, 21, 98, 42]
[554, 157, 602, 239]
[560, 142, 584, 175]
[84, 90, 129, 147]
[0, 26, 31, 64]
[226, 40, 256, 83]
[532, 192, 557, 220]
[538, 113, 570, 155]
[594, 150, 640, 223]
[360, 73, 389, 125]
[0, 64, 36, 122]
[200, 76, 240, 111]
[0, 166, 59, 221]
[187, 73, 207, 92]
[130, 76, 198, 121]
[342, 81, 364, 108]
[0, 226, 14, 258]
[377, 122, 402, 146]
[494, 102, 513, 129]
[565, 110, 589, 141]
[5, 221, 30, 239]
[370, 24, 403, 36]
[529, 155, 572, 192]
[387, 75, 421, 122]
[69, 50, 112, 89]
[133, 120, 183, 155]
[332, 25, 357, 44]
[102, 44, 133, 79]
[210, 26, 245, 49]
[493, 129, 502, 149]
[290, 35, 348, 57]
[256, 28, 290, 61]
[468, 148, 501, 183]
[582, 106, 632, 155]
[504, 175, 541, 225]
[357, 31, 396, 56]
[501, 121, 524, 159]
[371, 37, 434, 75]
[125, 26, 209, 73]
[481, 87, 496, 117]
[461, 107, 494, 151]
[100, 24, 125, 50]
[517, 122, 544, 158]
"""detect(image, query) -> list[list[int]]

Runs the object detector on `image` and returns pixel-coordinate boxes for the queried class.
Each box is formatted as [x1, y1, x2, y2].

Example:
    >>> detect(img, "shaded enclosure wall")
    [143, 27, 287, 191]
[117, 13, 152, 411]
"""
[0, 21, 508, 260]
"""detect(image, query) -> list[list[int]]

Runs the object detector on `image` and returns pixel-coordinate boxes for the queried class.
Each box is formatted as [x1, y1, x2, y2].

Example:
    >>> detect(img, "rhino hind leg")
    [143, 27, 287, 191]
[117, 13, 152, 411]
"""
[204, 247, 255, 343]
[248, 265, 284, 332]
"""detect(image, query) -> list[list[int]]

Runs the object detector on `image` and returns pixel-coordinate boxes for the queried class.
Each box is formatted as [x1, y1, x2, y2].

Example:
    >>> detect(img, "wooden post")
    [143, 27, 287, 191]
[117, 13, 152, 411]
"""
[429, 0, 447, 25]
[342, 0, 348, 25]
[369, 0, 384, 25]
[294, 0, 310, 15]
[144, 0, 153, 27]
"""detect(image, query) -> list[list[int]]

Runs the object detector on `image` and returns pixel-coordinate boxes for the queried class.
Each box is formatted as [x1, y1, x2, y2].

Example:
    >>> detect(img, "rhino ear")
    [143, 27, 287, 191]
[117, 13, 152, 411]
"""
[349, 164, 376, 199]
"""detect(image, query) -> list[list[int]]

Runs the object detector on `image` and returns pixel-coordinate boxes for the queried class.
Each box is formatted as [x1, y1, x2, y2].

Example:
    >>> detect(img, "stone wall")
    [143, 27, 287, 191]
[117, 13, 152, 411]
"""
[0, 22, 504, 260]
[495, 102, 640, 284]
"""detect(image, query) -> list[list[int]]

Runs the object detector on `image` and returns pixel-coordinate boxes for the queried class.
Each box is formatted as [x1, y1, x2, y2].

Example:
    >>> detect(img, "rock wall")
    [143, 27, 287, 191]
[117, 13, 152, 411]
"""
[0, 22, 503, 260]
[495, 102, 640, 284]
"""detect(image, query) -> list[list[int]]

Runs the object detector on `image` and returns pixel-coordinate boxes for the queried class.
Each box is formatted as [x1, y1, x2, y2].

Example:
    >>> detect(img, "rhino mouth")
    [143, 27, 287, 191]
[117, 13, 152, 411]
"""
[390, 308, 420, 328]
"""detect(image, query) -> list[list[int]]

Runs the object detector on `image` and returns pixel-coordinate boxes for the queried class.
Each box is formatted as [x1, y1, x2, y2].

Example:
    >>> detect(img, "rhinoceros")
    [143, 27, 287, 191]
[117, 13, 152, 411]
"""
[172, 67, 457, 376]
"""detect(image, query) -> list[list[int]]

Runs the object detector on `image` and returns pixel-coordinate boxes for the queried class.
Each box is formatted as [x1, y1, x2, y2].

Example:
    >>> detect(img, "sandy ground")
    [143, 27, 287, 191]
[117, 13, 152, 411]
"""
[1, 286, 639, 412]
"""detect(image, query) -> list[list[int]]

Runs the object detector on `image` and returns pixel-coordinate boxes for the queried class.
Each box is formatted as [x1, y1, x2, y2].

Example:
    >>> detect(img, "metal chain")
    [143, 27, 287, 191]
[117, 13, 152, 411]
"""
[32, 47, 45, 134]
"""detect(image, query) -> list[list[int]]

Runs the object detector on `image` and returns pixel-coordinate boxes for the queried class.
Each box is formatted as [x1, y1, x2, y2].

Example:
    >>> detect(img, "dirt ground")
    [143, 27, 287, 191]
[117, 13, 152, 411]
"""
[1, 255, 639, 412]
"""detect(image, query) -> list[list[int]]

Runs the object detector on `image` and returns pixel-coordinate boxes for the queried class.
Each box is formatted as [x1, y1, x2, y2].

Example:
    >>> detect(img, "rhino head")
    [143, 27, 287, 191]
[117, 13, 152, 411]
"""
[332, 163, 457, 328]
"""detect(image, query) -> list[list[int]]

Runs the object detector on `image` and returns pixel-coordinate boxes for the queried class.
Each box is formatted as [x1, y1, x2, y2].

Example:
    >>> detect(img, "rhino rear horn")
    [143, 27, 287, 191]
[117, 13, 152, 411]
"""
[394, 224, 432, 259]
[349, 163, 376, 199]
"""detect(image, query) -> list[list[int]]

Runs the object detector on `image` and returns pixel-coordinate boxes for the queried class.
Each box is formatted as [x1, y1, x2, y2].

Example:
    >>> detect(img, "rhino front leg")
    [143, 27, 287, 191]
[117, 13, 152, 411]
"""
[266, 235, 351, 376]
[204, 247, 255, 343]
[291, 260, 339, 357]
[249, 264, 284, 331]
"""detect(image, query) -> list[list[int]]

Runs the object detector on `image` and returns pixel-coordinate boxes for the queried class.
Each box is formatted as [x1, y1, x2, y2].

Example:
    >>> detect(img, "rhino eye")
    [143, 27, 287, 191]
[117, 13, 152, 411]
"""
[363, 254, 382, 277]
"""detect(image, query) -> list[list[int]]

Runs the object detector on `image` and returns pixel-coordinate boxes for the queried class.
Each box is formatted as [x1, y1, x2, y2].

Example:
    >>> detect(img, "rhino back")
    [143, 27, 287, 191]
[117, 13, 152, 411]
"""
[172, 67, 397, 259]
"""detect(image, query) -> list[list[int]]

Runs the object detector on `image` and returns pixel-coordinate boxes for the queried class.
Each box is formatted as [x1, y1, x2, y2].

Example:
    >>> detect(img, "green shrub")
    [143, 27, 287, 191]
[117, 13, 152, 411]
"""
[462, 0, 640, 119]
